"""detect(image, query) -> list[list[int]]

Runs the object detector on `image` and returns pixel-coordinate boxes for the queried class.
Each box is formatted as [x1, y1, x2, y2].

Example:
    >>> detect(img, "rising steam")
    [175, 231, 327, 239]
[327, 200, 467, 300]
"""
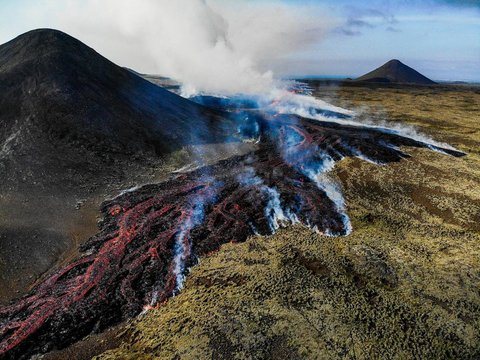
[27, 0, 334, 96]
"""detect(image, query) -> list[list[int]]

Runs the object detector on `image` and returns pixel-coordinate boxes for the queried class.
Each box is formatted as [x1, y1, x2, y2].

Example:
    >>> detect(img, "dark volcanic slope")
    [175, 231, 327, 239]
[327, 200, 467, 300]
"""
[0, 29, 229, 303]
[355, 59, 436, 85]
[0, 28, 227, 190]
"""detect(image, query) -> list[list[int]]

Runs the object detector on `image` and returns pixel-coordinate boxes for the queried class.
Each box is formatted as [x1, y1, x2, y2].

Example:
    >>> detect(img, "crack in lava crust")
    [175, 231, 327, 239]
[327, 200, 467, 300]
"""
[0, 113, 464, 359]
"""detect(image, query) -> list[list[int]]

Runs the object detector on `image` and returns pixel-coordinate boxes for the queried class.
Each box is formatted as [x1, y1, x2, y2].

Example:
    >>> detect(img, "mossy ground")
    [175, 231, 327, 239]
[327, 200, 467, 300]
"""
[98, 83, 480, 360]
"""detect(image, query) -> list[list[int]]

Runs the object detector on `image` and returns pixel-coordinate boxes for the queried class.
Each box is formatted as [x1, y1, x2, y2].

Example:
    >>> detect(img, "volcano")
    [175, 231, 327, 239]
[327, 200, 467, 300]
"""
[0, 28, 229, 303]
[0, 30, 465, 359]
[355, 59, 436, 85]
[0, 28, 227, 186]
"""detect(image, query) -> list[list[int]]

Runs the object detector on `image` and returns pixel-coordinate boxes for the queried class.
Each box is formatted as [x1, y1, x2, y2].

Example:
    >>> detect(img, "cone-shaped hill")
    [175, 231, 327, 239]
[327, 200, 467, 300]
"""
[0, 29, 228, 189]
[0, 29, 230, 304]
[355, 59, 436, 85]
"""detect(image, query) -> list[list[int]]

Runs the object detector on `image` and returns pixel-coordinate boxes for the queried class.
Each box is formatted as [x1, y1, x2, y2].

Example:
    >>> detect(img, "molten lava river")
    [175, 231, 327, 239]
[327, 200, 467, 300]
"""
[0, 93, 464, 359]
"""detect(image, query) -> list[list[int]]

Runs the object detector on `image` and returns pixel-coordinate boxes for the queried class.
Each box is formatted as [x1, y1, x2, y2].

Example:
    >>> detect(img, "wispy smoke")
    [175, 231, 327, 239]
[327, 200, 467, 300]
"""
[28, 0, 335, 95]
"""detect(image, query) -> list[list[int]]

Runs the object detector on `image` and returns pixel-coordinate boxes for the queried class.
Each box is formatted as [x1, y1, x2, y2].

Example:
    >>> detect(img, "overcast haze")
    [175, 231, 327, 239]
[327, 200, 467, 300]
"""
[0, 0, 479, 88]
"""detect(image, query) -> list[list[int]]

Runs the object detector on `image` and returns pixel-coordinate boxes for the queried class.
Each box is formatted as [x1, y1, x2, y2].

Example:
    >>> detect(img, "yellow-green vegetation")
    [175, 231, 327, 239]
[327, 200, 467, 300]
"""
[98, 84, 480, 359]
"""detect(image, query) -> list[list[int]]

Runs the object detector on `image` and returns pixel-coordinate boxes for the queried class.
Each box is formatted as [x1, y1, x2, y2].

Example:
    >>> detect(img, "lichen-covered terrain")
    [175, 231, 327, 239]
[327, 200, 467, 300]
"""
[98, 82, 480, 359]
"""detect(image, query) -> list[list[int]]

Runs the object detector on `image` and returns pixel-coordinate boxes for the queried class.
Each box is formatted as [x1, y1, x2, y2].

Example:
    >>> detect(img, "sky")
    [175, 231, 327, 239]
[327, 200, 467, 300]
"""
[0, 0, 479, 83]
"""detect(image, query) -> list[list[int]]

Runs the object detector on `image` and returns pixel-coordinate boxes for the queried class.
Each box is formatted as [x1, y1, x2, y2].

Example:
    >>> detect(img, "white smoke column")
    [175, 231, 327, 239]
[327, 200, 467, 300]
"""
[302, 157, 353, 236]
[237, 167, 300, 232]
[263, 187, 290, 232]
[170, 179, 219, 291]
[24, 0, 336, 96]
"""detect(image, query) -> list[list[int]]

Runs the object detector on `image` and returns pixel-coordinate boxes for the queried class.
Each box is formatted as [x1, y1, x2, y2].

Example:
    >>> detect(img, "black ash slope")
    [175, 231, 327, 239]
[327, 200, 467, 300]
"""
[0, 28, 228, 190]
[0, 28, 229, 304]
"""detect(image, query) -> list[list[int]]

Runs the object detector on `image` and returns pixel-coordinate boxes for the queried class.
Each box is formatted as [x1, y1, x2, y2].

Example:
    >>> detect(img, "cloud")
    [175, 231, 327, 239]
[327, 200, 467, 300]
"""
[335, 7, 399, 36]
[346, 18, 375, 29]
[336, 28, 363, 36]
[386, 26, 402, 32]
[437, 0, 480, 8]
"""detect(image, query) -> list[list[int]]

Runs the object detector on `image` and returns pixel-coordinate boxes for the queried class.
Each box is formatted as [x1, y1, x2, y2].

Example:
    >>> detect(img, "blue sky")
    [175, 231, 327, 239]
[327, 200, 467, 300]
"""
[0, 0, 479, 81]
[280, 0, 480, 81]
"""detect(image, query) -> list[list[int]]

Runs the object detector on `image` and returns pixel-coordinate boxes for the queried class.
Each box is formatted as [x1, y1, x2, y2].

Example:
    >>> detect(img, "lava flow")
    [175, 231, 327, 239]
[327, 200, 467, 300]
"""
[0, 101, 464, 359]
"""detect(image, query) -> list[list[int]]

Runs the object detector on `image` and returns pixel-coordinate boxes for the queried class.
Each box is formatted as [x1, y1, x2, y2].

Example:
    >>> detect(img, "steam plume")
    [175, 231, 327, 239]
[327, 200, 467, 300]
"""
[27, 0, 334, 95]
